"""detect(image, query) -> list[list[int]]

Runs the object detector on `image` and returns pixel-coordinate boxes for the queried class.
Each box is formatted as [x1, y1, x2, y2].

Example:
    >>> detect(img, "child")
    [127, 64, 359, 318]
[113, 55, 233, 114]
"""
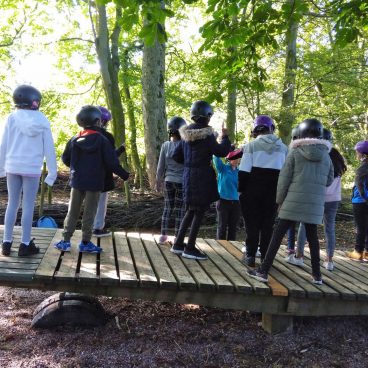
[248, 118, 334, 284]
[171, 100, 231, 260]
[92, 106, 126, 237]
[0, 85, 57, 256]
[213, 147, 242, 240]
[238, 115, 288, 267]
[346, 140, 368, 261]
[156, 116, 186, 244]
[54, 105, 129, 253]
[288, 128, 347, 270]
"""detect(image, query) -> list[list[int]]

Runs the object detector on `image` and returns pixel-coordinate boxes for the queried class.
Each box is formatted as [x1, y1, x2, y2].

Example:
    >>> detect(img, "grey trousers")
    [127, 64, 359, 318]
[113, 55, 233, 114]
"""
[63, 188, 100, 242]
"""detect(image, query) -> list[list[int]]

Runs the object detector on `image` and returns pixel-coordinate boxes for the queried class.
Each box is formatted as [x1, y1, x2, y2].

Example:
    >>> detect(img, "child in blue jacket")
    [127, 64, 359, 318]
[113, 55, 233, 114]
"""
[54, 106, 129, 253]
[213, 148, 242, 240]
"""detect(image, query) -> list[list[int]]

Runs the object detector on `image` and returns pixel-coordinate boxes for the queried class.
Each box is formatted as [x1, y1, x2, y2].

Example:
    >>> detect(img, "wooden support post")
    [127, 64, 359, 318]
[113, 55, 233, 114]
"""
[262, 313, 293, 334]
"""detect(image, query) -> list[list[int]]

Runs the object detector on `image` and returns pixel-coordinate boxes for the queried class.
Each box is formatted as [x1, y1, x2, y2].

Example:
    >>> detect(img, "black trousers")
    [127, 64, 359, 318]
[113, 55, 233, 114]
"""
[240, 192, 277, 259]
[216, 199, 241, 241]
[260, 218, 321, 279]
[174, 207, 206, 249]
[353, 203, 368, 252]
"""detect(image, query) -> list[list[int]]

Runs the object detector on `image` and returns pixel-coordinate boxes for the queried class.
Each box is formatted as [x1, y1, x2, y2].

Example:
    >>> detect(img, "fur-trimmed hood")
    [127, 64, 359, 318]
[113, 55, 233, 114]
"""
[290, 138, 332, 162]
[179, 124, 215, 142]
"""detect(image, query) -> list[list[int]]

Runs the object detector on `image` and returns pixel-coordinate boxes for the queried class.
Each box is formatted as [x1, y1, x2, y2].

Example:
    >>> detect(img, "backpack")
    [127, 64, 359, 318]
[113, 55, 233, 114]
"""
[36, 216, 58, 229]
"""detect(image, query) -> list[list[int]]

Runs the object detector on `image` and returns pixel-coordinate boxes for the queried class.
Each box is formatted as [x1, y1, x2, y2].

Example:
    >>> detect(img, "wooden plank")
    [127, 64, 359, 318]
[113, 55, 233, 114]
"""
[55, 232, 81, 281]
[300, 247, 368, 301]
[277, 247, 341, 300]
[153, 236, 197, 291]
[0, 268, 35, 281]
[77, 234, 98, 283]
[0, 261, 38, 270]
[34, 229, 63, 280]
[221, 240, 270, 295]
[99, 235, 119, 285]
[205, 239, 252, 294]
[195, 238, 234, 292]
[127, 232, 158, 287]
[140, 233, 177, 289]
[114, 232, 139, 287]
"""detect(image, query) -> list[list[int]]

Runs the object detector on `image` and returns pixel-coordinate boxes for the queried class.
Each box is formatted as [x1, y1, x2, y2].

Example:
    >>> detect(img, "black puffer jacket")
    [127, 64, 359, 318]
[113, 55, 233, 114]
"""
[173, 122, 230, 207]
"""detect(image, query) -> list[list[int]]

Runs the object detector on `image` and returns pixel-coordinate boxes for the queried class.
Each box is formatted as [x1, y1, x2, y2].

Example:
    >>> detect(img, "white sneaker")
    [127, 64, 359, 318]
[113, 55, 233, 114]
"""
[241, 246, 246, 253]
[323, 261, 334, 271]
[285, 254, 304, 266]
[255, 248, 261, 257]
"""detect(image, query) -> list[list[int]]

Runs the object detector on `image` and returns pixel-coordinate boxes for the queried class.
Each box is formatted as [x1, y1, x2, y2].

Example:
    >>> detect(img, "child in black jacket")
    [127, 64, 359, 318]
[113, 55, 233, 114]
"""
[54, 105, 129, 253]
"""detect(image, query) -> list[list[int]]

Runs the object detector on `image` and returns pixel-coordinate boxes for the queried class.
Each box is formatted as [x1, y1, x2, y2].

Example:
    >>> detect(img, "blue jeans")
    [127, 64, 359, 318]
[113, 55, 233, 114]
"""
[297, 201, 339, 258]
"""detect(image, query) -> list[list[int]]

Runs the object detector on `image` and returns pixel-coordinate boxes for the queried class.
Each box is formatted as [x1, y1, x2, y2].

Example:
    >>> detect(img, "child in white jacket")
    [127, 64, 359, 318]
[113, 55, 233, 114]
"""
[0, 85, 57, 256]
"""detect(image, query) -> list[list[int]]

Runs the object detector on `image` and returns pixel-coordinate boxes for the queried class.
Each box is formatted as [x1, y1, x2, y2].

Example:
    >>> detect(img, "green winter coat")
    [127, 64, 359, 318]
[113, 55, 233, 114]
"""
[277, 138, 334, 225]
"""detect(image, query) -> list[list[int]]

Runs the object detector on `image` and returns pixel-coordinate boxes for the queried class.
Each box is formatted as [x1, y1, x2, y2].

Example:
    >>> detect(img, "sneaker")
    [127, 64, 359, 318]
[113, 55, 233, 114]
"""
[1, 241, 12, 256]
[346, 250, 363, 261]
[255, 248, 261, 258]
[312, 277, 323, 285]
[241, 245, 246, 253]
[18, 239, 39, 257]
[363, 251, 368, 262]
[323, 261, 334, 271]
[158, 234, 169, 244]
[182, 247, 208, 260]
[79, 241, 102, 253]
[170, 243, 185, 255]
[242, 256, 255, 267]
[93, 228, 111, 238]
[248, 268, 268, 283]
[285, 254, 304, 266]
[54, 240, 71, 252]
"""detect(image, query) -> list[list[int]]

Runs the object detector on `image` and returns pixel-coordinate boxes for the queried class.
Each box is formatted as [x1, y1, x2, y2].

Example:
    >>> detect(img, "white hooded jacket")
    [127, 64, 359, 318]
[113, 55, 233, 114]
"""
[0, 109, 57, 186]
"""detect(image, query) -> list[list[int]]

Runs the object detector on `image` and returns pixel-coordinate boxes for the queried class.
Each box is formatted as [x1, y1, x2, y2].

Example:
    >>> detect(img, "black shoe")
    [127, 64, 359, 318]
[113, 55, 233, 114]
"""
[93, 228, 111, 238]
[18, 239, 40, 257]
[170, 242, 185, 255]
[242, 255, 256, 267]
[248, 268, 268, 283]
[182, 247, 208, 260]
[1, 241, 12, 256]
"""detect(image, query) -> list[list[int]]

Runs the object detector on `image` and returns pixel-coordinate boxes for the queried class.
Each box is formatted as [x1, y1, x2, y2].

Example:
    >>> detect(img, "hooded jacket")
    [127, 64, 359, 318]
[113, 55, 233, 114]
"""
[277, 138, 334, 224]
[173, 122, 231, 207]
[0, 109, 57, 186]
[62, 129, 129, 192]
[352, 160, 368, 204]
[238, 134, 288, 194]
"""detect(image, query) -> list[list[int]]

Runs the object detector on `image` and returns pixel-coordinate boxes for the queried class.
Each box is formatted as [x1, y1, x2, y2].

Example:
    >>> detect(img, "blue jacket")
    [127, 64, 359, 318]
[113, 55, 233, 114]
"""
[352, 161, 368, 204]
[212, 156, 239, 200]
[62, 129, 129, 192]
[173, 123, 231, 207]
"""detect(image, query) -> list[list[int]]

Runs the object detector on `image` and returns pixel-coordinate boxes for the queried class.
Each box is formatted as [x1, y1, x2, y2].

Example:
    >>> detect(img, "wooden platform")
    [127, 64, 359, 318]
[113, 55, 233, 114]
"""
[1, 226, 368, 333]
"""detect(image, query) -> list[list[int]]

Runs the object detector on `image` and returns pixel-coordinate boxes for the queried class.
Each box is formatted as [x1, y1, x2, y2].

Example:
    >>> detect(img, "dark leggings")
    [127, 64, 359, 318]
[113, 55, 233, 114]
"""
[353, 203, 368, 252]
[260, 218, 321, 279]
[174, 207, 206, 249]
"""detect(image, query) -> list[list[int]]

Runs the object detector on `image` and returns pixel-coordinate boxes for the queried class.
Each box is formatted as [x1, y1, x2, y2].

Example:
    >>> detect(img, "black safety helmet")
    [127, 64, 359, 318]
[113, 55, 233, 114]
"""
[291, 125, 299, 140]
[298, 118, 323, 139]
[13, 85, 42, 110]
[167, 116, 186, 136]
[76, 105, 102, 128]
[190, 100, 213, 121]
[323, 128, 333, 142]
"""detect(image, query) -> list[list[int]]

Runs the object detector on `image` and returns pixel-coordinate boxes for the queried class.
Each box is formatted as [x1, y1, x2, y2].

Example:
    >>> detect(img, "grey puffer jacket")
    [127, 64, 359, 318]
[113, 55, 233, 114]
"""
[277, 138, 334, 224]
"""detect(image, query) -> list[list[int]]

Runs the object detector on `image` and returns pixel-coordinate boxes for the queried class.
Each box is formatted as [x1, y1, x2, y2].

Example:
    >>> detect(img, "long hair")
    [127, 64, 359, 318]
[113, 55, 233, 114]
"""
[330, 147, 347, 177]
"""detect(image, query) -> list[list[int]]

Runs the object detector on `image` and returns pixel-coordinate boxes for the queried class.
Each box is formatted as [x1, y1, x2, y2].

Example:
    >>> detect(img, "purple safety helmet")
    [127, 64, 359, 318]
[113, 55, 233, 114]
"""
[98, 106, 112, 125]
[253, 115, 275, 130]
[355, 141, 368, 155]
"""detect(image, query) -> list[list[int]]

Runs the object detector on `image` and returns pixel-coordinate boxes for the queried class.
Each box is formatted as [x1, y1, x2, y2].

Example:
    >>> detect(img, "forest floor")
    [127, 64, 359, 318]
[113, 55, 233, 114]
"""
[0, 178, 367, 368]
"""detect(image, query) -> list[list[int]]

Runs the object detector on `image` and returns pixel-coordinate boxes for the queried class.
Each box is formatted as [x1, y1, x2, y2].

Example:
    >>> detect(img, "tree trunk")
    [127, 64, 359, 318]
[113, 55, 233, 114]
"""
[92, 4, 131, 204]
[122, 49, 144, 191]
[226, 80, 237, 143]
[279, 0, 299, 142]
[141, 1, 167, 189]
